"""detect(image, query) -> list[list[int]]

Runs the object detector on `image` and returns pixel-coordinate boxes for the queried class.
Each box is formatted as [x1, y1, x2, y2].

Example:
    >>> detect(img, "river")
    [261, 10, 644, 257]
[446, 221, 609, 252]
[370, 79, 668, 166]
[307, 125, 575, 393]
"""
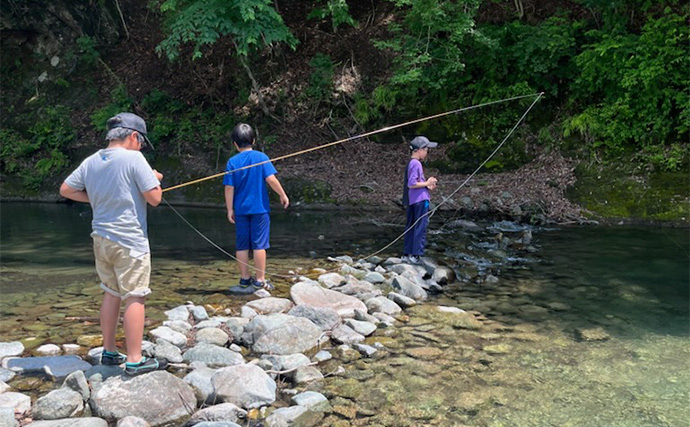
[1, 202, 688, 425]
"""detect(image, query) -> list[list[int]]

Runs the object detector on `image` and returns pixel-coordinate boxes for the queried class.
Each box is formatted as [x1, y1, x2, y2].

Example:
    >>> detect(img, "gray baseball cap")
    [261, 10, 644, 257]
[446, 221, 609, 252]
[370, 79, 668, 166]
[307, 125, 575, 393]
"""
[107, 112, 154, 150]
[409, 136, 438, 150]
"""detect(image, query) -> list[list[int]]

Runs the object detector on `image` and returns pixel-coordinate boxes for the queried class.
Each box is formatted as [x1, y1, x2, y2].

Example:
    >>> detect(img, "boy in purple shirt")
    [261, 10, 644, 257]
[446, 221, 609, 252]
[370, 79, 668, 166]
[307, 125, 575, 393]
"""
[402, 136, 438, 264]
[224, 123, 289, 291]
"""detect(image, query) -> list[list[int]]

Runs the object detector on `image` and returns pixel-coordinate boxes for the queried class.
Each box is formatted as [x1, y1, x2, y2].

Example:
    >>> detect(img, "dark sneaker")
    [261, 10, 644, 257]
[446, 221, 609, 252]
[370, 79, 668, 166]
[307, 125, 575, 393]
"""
[101, 350, 126, 365]
[239, 277, 256, 288]
[254, 280, 274, 291]
[124, 357, 168, 376]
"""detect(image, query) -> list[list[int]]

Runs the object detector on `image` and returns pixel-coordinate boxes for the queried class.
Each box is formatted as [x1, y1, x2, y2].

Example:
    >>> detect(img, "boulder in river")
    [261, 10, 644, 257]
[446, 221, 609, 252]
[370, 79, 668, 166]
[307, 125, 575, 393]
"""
[183, 343, 244, 368]
[287, 305, 341, 331]
[247, 314, 324, 355]
[290, 280, 367, 318]
[212, 364, 276, 409]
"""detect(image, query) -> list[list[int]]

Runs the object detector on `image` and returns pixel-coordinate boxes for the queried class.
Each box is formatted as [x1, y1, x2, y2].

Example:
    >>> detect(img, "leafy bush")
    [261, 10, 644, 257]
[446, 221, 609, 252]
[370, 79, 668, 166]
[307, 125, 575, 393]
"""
[90, 85, 133, 130]
[308, 0, 357, 32]
[306, 53, 335, 100]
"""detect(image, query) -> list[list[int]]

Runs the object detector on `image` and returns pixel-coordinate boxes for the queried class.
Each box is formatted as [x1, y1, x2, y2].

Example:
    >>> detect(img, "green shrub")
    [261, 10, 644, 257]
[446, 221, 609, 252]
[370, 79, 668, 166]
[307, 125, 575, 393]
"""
[306, 53, 335, 100]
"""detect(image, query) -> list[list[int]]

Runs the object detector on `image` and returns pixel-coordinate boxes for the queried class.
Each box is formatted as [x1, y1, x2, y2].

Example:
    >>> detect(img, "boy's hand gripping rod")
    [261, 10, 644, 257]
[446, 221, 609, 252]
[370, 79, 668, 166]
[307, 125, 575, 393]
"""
[161, 92, 544, 193]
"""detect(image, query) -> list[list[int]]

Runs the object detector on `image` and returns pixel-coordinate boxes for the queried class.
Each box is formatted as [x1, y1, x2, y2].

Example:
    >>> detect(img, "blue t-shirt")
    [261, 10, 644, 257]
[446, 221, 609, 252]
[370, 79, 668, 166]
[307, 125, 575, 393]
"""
[223, 150, 277, 215]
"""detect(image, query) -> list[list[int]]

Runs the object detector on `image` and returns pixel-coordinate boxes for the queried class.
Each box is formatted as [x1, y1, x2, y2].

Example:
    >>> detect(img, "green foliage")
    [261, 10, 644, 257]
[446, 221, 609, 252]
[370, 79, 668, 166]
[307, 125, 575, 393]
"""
[306, 53, 335, 100]
[565, 11, 689, 169]
[0, 106, 74, 188]
[90, 84, 133, 130]
[75, 36, 101, 65]
[308, 0, 357, 32]
[156, 0, 298, 60]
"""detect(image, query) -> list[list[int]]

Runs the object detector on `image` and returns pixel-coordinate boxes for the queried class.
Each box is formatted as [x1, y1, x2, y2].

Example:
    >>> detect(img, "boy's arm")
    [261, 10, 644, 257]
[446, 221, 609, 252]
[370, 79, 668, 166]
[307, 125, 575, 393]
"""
[60, 182, 90, 203]
[266, 175, 289, 209]
[409, 176, 437, 189]
[224, 185, 235, 223]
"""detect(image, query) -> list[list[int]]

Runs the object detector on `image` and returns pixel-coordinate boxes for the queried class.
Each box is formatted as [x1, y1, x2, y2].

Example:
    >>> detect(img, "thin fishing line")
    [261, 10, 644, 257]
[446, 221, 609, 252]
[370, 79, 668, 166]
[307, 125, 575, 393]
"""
[359, 93, 544, 260]
[162, 92, 543, 193]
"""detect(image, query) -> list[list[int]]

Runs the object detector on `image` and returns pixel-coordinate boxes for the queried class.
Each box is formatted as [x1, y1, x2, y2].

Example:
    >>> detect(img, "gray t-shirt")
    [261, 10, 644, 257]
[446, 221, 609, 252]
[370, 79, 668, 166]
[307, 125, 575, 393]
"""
[65, 148, 160, 255]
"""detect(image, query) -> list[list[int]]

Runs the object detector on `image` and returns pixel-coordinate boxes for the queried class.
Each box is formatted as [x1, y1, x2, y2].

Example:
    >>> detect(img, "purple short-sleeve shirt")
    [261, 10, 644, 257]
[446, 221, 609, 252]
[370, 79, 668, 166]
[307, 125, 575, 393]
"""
[407, 159, 430, 205]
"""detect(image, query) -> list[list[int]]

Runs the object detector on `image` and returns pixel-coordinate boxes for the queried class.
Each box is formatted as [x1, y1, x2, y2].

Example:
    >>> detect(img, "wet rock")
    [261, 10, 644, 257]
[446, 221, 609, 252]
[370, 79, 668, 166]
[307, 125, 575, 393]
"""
[290, 281, 367, 318]
[292, 391, 331, 412]
[372, 312, 397, 327]
[90, 371, 196, 426]
[184, 366, 216, 405]
[212, 364, 276, 409]
[517, 305, 549, 321]
[149, 326, 187, 348]
[164, 306, 190, 322]
[247, 314, 323, 355]
[363, 272, 385, 284]
[333, 278, 378, 296]
[0, 342, 24, 359]
[330, 255, 354, 264]
[187, 402, 247, 425]
[153, 339, 184, 363]
[331, 325, 365, 345]
[190, 306, 209, 322]
[183, 343, 244, 368]
[294, 366, 324, 384]
[35, 344, 61, 356]
[548, 302, 571, 311]
[312, 351, 332, 363]
[391, 276, 428, 301]
[262, 354, 310, 374]
[387, 263, 422, 278]
[408, 305, 482, 330]
[3, 355, 92, 381]
[365, 296, 402, 315]
[485, 274, 500, 284]
[332, 404, 357, 419]
[483, 344, 512, 355]
[0, 391, 30, 413]
[333, 345, 361, 362]
[246, 297, 294, 315]
[195, 328, 229, 347]
[28, 419, 108, 427]
[265, 405, 323, 427]
[575, 327, 610, 342]
[432, 266, 455, 285]
[76, 335, 102, 347]
[62, 370, 90, 400]
[339, 265, 367, 279]
[288, 305, 341, 331]
[117, 416, 150, 427]
[345, 319, 377, 336]
[405, 347, 443, 360]
[317, 273, 346, 289]
[354, 344, 377, 358]
[387, 292, 416, 308]
[33, 388, 84, 420]
[353, 309, 379, 324]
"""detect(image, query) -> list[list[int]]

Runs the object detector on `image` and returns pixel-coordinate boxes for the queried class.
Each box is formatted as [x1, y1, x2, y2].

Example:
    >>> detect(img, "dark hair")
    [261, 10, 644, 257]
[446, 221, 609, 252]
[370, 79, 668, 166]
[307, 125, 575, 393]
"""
[231, 123, 256, 148]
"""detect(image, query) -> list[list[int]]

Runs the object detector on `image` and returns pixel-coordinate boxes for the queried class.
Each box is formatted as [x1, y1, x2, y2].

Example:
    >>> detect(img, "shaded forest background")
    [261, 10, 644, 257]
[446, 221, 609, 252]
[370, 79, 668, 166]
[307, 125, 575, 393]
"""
[0, 0, 687, 221]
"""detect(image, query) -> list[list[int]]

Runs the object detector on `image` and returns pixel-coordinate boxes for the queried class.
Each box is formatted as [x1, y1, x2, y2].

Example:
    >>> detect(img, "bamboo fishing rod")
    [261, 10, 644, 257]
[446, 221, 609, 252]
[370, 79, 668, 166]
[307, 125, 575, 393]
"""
[162, 92, 543, 193]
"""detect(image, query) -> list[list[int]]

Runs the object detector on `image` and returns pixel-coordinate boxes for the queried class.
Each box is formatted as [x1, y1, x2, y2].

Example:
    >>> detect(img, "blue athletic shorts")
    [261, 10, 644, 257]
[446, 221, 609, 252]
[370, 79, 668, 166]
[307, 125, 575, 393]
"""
[235, 213, 270, 251]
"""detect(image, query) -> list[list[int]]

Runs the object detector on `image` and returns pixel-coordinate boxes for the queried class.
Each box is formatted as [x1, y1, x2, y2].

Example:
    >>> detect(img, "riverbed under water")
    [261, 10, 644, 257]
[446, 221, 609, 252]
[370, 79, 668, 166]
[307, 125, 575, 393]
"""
[1, 203, 688, 426]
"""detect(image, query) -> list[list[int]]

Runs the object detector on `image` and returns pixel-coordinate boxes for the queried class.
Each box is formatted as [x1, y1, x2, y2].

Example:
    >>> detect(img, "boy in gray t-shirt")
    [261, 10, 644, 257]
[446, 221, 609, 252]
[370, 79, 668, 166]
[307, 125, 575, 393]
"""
[60, 112, 167, 376]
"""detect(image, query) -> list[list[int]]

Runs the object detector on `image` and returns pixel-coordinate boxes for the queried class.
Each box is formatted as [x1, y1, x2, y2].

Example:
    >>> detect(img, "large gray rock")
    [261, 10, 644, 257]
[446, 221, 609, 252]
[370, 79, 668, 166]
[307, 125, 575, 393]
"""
[0, 342, 23, 359]
[261, 354, 310, 374]
[28, 419, 108, 427]
[117, 416, 150, 427]
[224, 318, 248, 343]
[246, 314, 323, 355]
[287, 305, 341, 331]
[165, 306, 190, 322]
[212, 364, 276, 409]
[186, 402, 247, 425]
[183, 367, 217, 405]
[292, 391, 331, 412]
[290, 281, 367, 318]
[365, 296, 402, 315]
[294, 366, 323, 384]
[195, 328, 229, 347]
[391, 276, 428, 301]
[363, 272, 385, 284]
[190, 306, 209, 322]
[387, 263, 423, 278]
[149, 326, 188, 348]
[246, 298, 294, 315]
[0, 407, 16, 427]
[153, 339, 184, 363]
[90, 371, 196, 426]
[387, 292, 417, 308]
[183, 343, 244, 368]
[0, 391, 30, 413]
[331, 325, 365, 345]
[164, 320, 193, 334]
[62, 370, 90, 400]
[265, 406, 323, 427]
[316, 273, 345, 288]
[33, 388, 84, 420]
[3, 356, 91, 380]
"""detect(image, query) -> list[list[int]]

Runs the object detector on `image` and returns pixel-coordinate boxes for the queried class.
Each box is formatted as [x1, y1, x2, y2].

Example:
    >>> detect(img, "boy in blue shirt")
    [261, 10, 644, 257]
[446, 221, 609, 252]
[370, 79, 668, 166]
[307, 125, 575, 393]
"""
[224, 123, 289, 290]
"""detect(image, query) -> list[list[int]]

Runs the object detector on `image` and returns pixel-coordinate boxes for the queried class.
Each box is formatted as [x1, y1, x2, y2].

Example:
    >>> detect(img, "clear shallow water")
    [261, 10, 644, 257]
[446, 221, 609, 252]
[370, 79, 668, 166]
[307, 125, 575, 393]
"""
[1, 202, 688, 425]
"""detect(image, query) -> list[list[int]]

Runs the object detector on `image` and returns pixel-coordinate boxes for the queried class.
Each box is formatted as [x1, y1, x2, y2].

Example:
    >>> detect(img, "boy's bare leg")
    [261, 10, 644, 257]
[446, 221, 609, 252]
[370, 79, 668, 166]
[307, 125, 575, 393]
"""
[100, 292, 121, 353]
[254, 249, 267, 282]
[237, 250, 251, 279]
[123, 296, 146, 363]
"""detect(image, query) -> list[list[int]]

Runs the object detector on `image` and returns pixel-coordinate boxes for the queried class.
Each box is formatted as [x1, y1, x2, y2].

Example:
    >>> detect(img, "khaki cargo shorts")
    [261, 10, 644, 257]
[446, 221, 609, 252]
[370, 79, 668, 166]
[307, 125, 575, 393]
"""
[93, 235, 151, 300]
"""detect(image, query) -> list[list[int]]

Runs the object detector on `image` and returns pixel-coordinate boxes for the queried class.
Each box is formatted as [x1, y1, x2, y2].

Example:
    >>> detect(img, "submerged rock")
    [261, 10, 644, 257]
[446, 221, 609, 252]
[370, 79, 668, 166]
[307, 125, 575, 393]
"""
[575, 327, 610, 342]
[265, 405, 323, 427]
